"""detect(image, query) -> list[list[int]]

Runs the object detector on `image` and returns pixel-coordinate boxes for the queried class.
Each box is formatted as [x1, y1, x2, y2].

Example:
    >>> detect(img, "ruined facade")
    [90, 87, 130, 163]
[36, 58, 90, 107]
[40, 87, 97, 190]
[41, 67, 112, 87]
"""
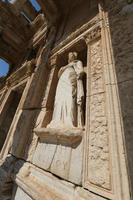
[0, 0, 133, 199]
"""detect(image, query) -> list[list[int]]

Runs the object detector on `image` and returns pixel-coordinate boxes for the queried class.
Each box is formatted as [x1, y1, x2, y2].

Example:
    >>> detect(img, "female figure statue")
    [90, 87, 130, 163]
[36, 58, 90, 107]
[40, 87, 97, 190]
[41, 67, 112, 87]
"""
[47, 52, 84, 129]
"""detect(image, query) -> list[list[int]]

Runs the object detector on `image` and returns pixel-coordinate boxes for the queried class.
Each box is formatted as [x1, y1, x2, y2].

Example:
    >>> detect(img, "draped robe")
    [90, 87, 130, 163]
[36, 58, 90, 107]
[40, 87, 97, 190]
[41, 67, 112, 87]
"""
[47, 60, 84, 129]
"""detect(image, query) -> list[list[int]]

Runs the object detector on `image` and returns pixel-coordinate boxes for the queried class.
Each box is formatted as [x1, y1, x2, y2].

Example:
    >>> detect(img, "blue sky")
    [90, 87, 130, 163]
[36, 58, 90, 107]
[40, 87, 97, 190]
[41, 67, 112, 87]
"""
[0, 59, 9, 77]
[29, 0, 41, 11]
[0, 0, 41, 77]
[7, 0, 41, 11]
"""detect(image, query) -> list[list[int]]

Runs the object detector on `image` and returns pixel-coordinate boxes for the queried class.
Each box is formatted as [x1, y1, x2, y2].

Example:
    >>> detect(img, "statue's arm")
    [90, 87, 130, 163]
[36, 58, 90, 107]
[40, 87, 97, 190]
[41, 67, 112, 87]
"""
[76, 61, 84, 79]
[76, 61, 85, 106]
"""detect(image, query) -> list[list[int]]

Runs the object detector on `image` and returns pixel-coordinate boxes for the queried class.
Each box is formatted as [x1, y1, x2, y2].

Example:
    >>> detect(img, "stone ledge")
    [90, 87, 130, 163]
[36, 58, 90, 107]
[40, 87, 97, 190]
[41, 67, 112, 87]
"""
[13, 162, 107, 200]
[34, 127, 83, 146]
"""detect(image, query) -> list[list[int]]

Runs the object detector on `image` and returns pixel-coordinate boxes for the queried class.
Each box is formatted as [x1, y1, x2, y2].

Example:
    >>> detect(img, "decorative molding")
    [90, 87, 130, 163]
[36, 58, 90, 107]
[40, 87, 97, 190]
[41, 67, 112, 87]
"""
[84, 26, 101, 44]
[6, 59, 36, 88]
[51, 15, 100, 56]
[13, 161, 76, 200]
[13, 161, 108, 200]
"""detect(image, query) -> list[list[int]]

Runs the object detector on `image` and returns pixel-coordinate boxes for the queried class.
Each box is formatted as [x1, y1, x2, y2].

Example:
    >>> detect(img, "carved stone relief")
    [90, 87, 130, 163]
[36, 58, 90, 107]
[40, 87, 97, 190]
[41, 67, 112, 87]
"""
[84, 35, 112, 193]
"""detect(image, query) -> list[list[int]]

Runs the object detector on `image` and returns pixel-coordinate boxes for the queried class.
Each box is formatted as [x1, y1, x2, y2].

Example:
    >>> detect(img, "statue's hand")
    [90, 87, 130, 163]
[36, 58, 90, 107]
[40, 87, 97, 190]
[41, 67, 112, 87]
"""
[77, 72, 84, 79]
[77, 95, 84, 105]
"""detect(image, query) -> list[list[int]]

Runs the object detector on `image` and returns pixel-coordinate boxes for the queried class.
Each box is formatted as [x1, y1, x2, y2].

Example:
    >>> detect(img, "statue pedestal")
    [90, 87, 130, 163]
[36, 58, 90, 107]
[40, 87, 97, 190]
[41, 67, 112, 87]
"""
[34, 127, 83, 146]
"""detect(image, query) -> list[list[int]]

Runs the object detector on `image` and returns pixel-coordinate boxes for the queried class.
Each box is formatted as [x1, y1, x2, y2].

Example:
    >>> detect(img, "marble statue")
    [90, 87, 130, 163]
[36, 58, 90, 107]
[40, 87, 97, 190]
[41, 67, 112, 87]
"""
[47, 52, 84, 129]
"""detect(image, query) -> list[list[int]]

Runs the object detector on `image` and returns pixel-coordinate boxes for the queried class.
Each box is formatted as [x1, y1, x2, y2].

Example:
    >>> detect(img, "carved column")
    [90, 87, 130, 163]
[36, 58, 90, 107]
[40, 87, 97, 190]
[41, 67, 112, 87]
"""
[83, 1, 131, 200]
[84, 25, 113, 199]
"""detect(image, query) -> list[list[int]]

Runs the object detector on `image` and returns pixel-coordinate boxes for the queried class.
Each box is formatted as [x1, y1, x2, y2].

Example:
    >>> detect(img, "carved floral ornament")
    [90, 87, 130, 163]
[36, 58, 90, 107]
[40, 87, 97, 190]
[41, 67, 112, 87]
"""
[84, 26, 101, 44]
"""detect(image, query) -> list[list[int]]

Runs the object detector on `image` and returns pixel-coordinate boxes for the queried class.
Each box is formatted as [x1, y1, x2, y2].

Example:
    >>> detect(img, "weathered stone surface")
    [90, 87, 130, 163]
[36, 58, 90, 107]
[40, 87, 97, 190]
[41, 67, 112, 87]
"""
[84, 39, 111, 191]
[33, 138, 83, 185]
[75, 187, 109, 200]
[12, 187, 32, 200]
[11, 109, 40, 158]
[118, 80, 133, 186]
[33, 139, 57, 170]
[12, 161, 109, 200]
[68, 140, 83, 185]
[105, 1, 133, 197]
[0, 155, 16, 200]
[34, 127, 83, 145]
[0, 0, 132, 200]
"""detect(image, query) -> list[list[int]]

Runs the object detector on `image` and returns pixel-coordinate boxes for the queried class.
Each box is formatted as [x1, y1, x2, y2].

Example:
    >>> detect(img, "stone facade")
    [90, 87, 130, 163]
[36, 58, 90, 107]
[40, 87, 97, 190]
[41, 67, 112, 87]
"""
[0, 0, 132, 200]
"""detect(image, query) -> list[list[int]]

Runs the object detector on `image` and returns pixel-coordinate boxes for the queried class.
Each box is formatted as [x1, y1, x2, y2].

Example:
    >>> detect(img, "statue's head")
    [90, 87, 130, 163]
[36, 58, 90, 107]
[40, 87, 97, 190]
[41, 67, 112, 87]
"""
[68, 52, 78, 63]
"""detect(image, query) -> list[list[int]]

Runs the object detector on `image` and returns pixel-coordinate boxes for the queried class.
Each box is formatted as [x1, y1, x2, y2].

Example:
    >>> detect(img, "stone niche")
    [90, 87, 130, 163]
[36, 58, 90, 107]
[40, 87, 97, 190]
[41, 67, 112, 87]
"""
[35, 42, 87, 145]
[0, 83, 26, 152]
[33, 39, 87, 185]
